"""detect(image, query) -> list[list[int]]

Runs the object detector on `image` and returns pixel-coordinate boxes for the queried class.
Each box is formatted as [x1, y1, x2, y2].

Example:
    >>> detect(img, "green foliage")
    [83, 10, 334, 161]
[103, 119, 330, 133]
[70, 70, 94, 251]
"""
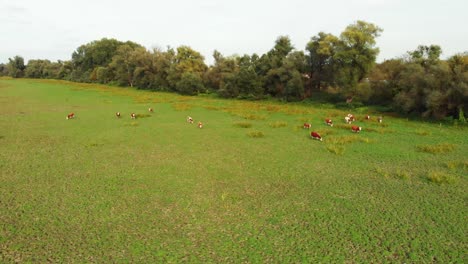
[175, 72, 205, 95]
[7, 55, 26, 78]
[458, 107, 466, 123]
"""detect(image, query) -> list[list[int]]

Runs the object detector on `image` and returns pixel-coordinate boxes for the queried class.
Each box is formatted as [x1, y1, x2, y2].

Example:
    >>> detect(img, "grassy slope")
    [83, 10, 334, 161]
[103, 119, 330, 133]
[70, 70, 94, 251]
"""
[0, 78, 466, 262]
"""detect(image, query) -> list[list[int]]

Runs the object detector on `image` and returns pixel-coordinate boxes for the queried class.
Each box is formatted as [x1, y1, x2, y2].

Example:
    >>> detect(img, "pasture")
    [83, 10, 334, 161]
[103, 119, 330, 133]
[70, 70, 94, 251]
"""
[0, 78, 466, 262]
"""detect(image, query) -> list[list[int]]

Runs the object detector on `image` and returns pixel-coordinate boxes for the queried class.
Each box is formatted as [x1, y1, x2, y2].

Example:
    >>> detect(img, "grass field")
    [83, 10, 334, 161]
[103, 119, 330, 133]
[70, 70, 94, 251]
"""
[0, 78, 466, 262]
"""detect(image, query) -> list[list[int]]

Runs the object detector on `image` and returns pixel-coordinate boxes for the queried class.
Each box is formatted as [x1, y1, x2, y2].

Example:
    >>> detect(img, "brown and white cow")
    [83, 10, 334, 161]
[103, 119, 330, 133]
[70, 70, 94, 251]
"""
[187, 116, 194, 123]
[131, 113, 136, 119]
[365, 115, 370, 120]
[66, 113, 75, 120]
[325, 119, 333, 127]
[310, 131, 323, 141]
[351, 125, 362, 133]
[345, 114, 355, 124]
[198, 121, 203, 129]
[377, 116, 383, 123]
[303, 123, 312, 129]
[116, 112, 121, 118]
[148, 107, 153, 113]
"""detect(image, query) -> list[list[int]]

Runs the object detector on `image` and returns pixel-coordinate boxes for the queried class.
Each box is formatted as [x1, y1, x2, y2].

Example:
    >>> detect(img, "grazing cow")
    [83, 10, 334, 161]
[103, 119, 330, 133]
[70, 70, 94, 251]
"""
[310, 131, 323, 141]
[116, 112, 121, 118]
[344, 116, 351, 124]
[187, 116, 194, 123]
[303, 123, 312, 129]
[131, 113, 136, 119]
[365, 115, 370, 120]
[148, 107, 153, 112]
[377, 116, 383, 123]
[345, 114, 355, 124]
[351, 125, 362, 133]
[325, 119, 333, 127]
[66, 113, 75, 120]
[198, 121, 203, 129]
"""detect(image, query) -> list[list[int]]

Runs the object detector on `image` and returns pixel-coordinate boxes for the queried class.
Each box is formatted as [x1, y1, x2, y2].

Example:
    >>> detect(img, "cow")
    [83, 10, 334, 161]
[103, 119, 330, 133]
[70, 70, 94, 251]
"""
[351, 125, 362, 133]
[325, 119, 333, 127]
[116, 112, 121, 118]
[131, 113, 136, 119]
[303, 123, 312, 129]
[187, 116, 194, 123]
[344, 116, 351, 124]
[365, 115, 370, 120]
[310, 131, 323, 141]
[377, 116, 383, 123]
[198, 121, 203, 129]
[345, 114, 355, 124]
[148, 108, 153, 113]
[66, 113, 75, 120]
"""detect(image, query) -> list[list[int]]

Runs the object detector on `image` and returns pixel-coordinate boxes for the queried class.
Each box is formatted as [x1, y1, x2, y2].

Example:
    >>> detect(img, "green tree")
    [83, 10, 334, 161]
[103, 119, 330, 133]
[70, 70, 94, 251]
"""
[167, 46, 207, 91]
[7, 56, 26, 78]
[175, 72, 204, 95]
[334, 21, 383, 96]
[305, 32, 340, 92]
[70, 38, 142, 82]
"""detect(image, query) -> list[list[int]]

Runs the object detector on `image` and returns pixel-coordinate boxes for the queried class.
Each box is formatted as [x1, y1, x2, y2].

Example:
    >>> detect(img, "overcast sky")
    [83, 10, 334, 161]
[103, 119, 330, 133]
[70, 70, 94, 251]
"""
[1, 0, 466, 65]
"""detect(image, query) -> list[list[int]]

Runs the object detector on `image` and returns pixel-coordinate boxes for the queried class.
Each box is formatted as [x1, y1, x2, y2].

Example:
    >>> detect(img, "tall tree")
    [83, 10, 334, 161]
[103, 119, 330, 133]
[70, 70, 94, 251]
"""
[7, 56, 26, 78]
[167, 46, 207, 92]
[305, 32, 340, 92]
[70, 38, 142, 82]
[334, 21, 383, 95]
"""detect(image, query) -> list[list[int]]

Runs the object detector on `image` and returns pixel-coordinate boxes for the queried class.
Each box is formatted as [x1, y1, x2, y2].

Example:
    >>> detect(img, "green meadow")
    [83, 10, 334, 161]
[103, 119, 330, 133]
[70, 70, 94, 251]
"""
[0, 78, 466, 262]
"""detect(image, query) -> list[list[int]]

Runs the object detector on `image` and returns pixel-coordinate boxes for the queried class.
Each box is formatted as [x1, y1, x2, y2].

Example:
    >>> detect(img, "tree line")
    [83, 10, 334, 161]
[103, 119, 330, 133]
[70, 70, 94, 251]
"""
[1, 20, 467, 120]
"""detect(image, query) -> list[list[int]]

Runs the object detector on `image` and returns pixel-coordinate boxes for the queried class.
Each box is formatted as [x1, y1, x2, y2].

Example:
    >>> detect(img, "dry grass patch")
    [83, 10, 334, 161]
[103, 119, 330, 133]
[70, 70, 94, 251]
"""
[326, 144, 345, 155]
[264, 105, 282, 112]
[124, 122, 139, 127]
[269, 121, 288, 128]
[426, 171, 457, 184]
[445, 160, 468, 171]
[234, 122, 253, 128]
[203, 105, 221, 111]
[135, 113, 151, 118]
[417, 143, 456, 154]
[236, 112, 267, 120]
[247, 130, 265, 138]
[327, 135, 368, 145]
[172, 102, 193, 111]
[415, 129, 431, 136]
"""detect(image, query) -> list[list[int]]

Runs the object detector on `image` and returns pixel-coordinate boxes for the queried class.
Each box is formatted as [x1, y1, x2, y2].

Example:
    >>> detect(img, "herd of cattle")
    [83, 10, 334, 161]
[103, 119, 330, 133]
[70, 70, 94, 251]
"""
[66, 107, 204, 128]
[306, 114, 383, 142]
[66, 109, 382, 140]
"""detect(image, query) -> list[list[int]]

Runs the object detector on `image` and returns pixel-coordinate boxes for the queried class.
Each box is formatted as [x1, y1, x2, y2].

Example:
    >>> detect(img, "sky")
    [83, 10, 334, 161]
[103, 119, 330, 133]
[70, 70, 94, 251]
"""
[1, 0, 467, 65]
